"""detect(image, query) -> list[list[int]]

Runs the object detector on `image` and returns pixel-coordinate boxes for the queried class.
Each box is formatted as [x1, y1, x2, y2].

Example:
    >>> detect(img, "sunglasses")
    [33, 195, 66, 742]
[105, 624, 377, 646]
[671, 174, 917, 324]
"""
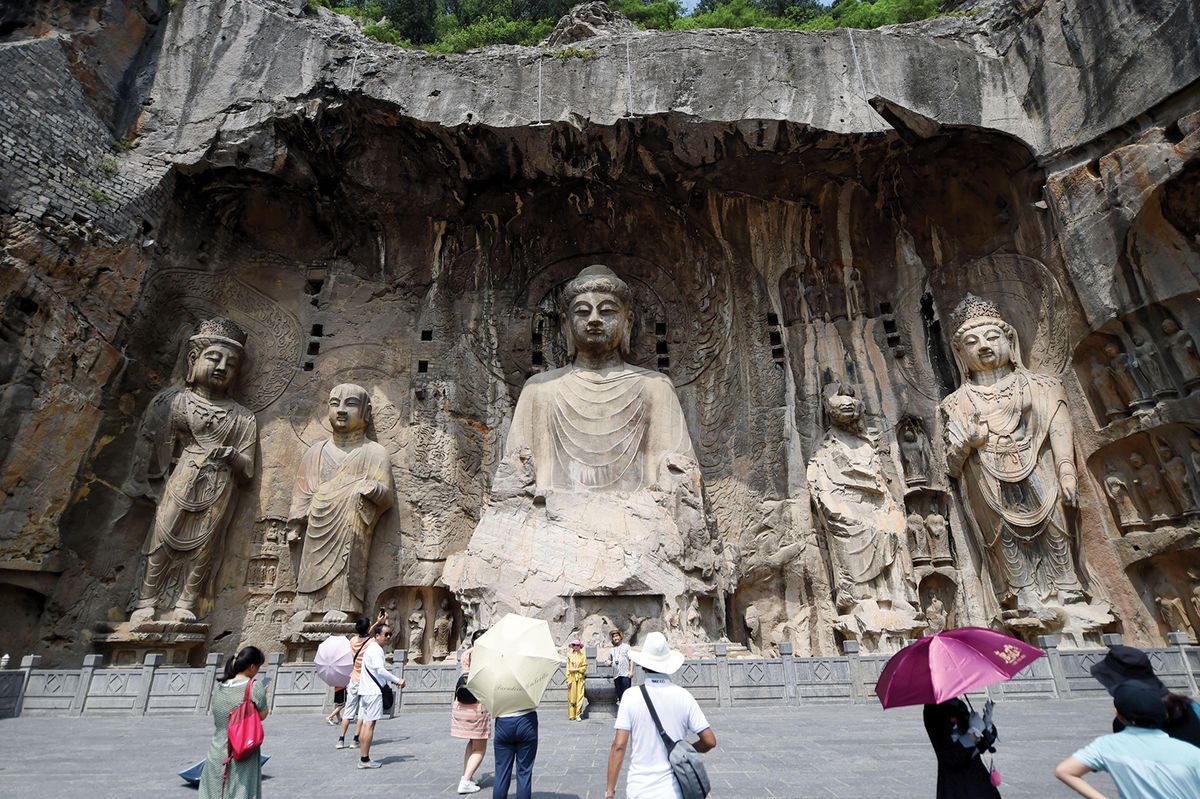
[379, 630, 392, 638]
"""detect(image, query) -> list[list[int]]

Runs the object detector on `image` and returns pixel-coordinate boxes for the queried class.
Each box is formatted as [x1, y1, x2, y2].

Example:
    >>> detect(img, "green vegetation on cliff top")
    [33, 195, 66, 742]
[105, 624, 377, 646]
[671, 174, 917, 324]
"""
[314, 0, 948, 54]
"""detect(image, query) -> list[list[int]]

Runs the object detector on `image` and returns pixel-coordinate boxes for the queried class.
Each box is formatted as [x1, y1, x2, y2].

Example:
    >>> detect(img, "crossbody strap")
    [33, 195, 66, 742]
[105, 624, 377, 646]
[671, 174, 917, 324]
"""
[640, 684, 676, 752]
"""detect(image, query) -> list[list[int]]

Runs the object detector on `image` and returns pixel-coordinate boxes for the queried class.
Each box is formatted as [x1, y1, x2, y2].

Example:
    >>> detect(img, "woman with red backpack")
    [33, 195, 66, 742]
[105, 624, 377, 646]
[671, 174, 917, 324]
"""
[199, 646, 269, 799]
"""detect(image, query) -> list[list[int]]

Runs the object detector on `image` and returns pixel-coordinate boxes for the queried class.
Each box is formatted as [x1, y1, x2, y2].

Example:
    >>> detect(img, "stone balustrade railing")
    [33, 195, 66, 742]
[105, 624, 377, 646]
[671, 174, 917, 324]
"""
[1, 635, 1196, 719]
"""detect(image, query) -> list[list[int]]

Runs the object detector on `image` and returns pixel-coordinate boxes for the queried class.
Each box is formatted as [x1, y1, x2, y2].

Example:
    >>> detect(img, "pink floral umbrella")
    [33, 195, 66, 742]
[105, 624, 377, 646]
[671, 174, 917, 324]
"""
[875, 627, 1044, 708]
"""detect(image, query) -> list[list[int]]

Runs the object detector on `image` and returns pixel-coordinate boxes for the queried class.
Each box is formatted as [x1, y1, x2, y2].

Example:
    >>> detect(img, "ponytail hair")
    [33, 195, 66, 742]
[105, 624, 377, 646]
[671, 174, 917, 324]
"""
[355, 616, 371, 636]
[219, 645, 265, 682]
[471, 628, 487, 645]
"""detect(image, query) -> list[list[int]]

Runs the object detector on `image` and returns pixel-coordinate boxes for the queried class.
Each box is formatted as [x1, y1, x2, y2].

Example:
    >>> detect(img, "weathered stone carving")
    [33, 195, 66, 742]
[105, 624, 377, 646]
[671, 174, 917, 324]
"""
[808, 386, 919, 651]
[127, 318, 258, 625]
[1157, 596, 1196, 641]
[445, 265, 720, 643]
[940, 296, 1090, 615]
[925, 505, 953, 566]
[1105, 341, 1154, 412]
[924, 594, 947, 634]
[1161, 319, 1200, 393]
[906, 512, 930, 565]
[1128, 451, 1178, 523]
[897, 420, 931, 486]
[1156, 438, 1196, 516]
[408, 597, 426, 662]
[1087, 352, 1130, 422]
[1102, 460, 1145, 533]
[288, 384, 395, 623]
[431, 598, 454, 661]
[1130, 331, 1176, 400]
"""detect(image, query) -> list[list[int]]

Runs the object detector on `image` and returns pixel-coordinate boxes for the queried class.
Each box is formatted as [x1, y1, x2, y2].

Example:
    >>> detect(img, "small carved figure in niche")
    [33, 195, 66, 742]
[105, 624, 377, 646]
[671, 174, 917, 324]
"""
[1189, 438, 1200, 502]
[924, 594, 947, 634]
[1128, 451, 1178, 524]
[844, 266, 864, 319]
[431, 598, 454, 661]
[1087, 353, 1130, 422]
[940, 295, 1086, 612]
[1105, 341, 1153, 411]
[685, 595, 704, 641]
[289, 384, 396, 623]
[743, 604, 763, 655]
[1189, 570, 1200, 619]
[1156, 596, 1196, 640]
[907, 513, 931, 565]
[1162, 318, 1200, 393]
[127, 318, 258, 626]
[898, 422, 931, 486]
[1156, 438, 1197, 514]
[1102, 461, 1145, 532]
[1130, 332, 1177, 399]
[925, 506, 953, 566]
[408, 598, 426, 662]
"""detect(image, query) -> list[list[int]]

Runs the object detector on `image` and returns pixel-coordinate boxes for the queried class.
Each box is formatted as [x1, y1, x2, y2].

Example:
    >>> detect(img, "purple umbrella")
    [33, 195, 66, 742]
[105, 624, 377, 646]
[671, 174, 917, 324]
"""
[314, 635, 354, 688]
[875, 627, 1044, 708]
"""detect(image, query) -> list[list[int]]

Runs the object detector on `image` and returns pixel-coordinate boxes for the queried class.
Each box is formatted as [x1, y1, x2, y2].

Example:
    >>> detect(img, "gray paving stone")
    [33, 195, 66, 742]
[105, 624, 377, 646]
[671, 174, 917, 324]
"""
[0, 698, 1124, 798]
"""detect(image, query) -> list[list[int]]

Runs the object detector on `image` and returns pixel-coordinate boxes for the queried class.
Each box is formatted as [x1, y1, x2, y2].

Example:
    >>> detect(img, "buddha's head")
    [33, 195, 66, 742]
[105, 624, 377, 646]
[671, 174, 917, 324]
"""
[1129, 452, 1146, 469]
[561, 264, 634, 360]
[824, 386, 864, 429]
[948, 295, 1025, 380]
[1162, 318, 1180, 336]
[185, 317, 247, 394]
[328, 383, 371, 434]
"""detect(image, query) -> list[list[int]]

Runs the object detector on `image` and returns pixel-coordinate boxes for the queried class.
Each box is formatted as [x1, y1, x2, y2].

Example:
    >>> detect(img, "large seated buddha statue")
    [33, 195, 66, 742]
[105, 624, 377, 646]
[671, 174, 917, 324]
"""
[445, 265, 720, 640]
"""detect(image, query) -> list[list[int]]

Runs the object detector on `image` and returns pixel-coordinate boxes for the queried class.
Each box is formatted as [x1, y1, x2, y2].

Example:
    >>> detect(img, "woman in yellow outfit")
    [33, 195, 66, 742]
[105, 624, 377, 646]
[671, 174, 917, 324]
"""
[565, 638, 587, 721]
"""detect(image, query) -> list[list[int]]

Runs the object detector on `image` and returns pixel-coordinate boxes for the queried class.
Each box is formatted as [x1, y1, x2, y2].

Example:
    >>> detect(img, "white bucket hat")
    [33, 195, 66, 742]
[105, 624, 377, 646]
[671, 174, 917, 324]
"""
[628, 631, 686, 675]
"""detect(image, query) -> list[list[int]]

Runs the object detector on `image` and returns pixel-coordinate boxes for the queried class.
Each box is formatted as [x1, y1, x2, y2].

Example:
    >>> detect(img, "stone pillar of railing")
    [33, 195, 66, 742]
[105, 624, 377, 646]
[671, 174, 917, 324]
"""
[196, 653, 221, 715]
[1168, 632, 1199, 694]
[264, 652, 284, 712]
[16, 655, 42, 718]
[1038, 636, 1067, 698]
[1101, 633, 1123, 647]
[779, 641, 798, 706]
[70, 654, 103, 716]
[842, 641, 861, 704]
[714, 642, 732, 708]
[133, 653, 163, 716]
[392, 649, 408, 716]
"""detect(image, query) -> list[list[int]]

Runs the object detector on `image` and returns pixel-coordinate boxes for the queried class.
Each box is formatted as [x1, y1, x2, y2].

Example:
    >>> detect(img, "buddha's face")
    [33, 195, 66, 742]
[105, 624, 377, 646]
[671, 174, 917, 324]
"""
[1130, 453, 1145, 469]
[190, 342, 241, 392]
[957, 323, 1012, 374]
[569, 290, 631, 356]
[1162, 319, 1180, 335]
[328, 386, 369, 433]
[826, 392, 864, 426]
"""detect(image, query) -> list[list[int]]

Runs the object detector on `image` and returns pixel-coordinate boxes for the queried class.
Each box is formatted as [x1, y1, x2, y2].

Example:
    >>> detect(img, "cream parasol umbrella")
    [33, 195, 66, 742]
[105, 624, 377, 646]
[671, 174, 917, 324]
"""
[466, 613, 561, 717]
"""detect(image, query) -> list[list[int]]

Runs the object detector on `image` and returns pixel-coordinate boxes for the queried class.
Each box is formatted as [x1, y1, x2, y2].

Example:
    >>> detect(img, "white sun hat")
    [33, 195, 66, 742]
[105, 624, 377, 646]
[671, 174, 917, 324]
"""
[628, 631, 686, 675]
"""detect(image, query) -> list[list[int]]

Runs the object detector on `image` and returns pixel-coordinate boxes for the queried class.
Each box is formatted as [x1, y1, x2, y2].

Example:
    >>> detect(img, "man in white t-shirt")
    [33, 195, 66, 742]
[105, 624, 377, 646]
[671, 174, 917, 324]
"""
[355, 622, 405, 769]
[605, 632, 717, 799]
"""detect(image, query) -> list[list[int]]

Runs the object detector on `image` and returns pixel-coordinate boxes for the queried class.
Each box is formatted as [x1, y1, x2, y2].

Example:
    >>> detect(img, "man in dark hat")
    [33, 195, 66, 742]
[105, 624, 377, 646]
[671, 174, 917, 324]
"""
[1090, 644, 1200, 747]
[1056, 681, 1200, 798]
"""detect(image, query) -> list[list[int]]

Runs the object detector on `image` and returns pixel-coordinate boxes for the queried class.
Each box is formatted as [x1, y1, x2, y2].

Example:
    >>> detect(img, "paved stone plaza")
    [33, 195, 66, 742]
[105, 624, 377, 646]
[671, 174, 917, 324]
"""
[0, 698, 1121, 798]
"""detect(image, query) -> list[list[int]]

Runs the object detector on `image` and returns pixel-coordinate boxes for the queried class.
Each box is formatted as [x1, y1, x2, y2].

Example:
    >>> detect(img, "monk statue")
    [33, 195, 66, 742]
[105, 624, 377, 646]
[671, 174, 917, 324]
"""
[446, 265, 719, 642]
[939, 295, 1087, 614]
[127, 318, 257, 625]
[807, 386, 919, 649]
[1161, 318, 1200, 393]
[431, 598, 454, 661]
[1102, 460, 1144, 533]
[288, 384, 395, 623]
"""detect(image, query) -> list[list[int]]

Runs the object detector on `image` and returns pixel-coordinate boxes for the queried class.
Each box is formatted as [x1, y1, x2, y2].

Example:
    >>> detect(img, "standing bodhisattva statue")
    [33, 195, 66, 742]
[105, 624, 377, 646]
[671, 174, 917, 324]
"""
[289, 384, 395, 623]
[128, 318, 258, 625]
[940, 295, 1086, 613]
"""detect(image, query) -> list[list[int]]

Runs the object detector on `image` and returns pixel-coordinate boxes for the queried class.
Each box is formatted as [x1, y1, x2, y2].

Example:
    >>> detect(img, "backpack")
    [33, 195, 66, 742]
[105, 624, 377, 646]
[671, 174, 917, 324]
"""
[226, 677, 265, 762]
[640, 685, 711, 799]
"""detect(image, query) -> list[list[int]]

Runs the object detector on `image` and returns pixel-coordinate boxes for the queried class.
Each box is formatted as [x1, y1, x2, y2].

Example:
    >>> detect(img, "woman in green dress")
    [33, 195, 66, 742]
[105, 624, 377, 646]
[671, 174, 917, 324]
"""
[199, 646, 269, 799]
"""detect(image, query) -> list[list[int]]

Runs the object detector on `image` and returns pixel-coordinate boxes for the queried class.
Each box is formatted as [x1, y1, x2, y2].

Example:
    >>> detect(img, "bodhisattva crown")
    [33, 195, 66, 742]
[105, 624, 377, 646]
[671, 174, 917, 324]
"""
[949, 293, 1003, 335]
[189, 317, 247, 349]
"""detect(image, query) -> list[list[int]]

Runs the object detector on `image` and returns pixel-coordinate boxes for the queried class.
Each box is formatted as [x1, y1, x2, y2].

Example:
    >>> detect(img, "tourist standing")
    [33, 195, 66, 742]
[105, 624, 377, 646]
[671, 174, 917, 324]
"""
[605, 631, 716, 799]
[922, 697, 1001, 799]
[1056, 681, 1200, 798]
[325, 684, 346, 725]
[492, 702, 539, 798]
[356, 622, 405, 768]
[452, 629, 491, 795]
[1090, 644, 1200, 746]
[566, 638, 587, 721]
[608, 630, 632, 704]
[198, 646, 268, 799]
[337, 616, 372, 750]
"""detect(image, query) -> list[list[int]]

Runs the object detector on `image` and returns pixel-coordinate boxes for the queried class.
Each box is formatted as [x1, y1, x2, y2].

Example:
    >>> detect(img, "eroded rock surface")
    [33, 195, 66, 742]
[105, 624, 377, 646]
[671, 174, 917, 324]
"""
[1, 0, 1200, 663]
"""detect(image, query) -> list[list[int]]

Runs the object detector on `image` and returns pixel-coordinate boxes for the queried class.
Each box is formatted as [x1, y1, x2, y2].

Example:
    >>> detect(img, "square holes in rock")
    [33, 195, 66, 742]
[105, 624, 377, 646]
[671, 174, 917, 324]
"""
[420, 329, 433, 341]
[417, 360, 429, 374]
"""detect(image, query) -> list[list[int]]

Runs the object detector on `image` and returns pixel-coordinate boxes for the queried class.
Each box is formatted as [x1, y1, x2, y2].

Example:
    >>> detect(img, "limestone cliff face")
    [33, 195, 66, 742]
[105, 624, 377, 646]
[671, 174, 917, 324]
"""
[1, 0, 1199, 663]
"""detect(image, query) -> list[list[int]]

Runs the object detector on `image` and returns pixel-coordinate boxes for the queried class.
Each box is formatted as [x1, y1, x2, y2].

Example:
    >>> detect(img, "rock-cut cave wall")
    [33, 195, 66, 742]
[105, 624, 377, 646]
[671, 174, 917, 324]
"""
[1, 0, 1200, 665]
